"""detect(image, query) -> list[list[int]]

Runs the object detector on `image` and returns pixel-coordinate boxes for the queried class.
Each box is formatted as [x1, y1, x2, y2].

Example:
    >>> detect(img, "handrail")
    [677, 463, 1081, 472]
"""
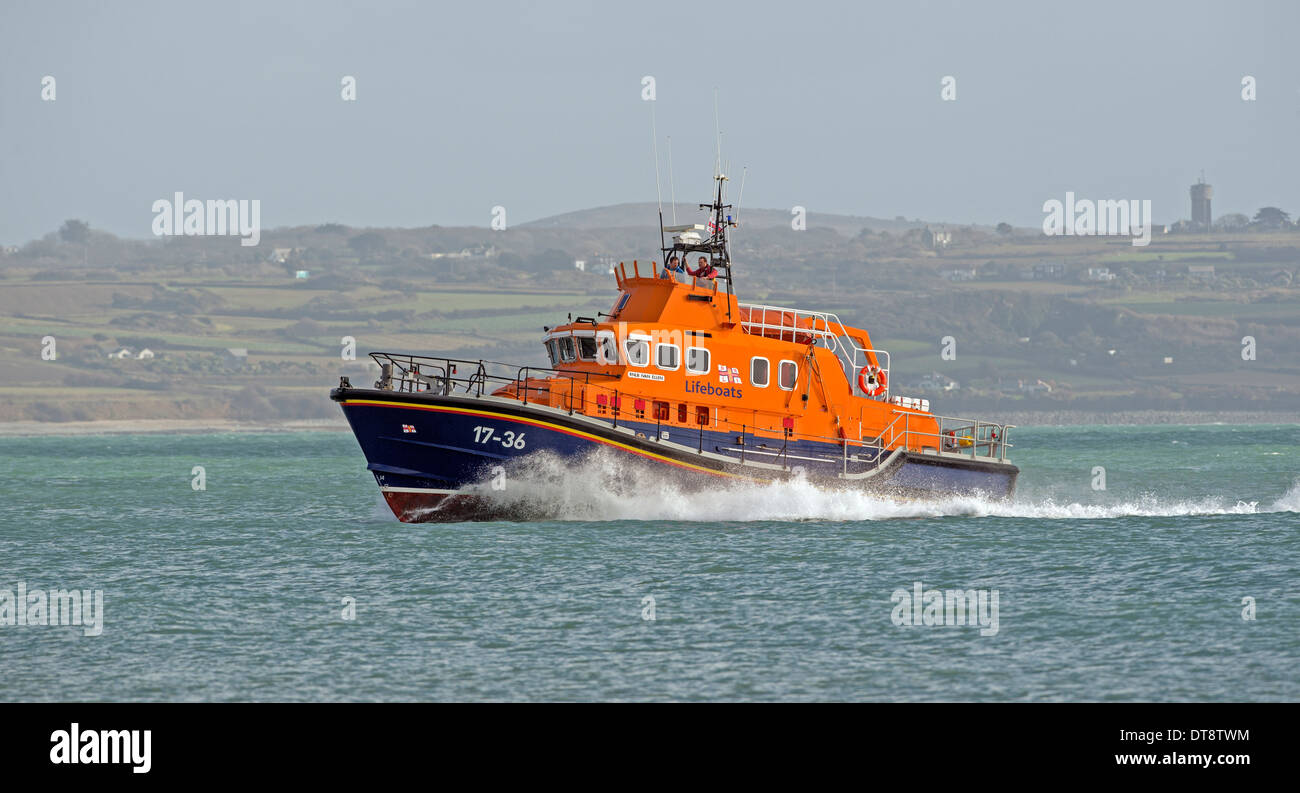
[872, 410, 909, 448]
[362, 351, 1014, 466]
[737, 301, 892, 399]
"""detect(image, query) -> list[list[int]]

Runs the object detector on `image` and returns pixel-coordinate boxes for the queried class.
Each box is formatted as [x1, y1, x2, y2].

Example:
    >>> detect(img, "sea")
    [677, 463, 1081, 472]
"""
[1, 424, 1296, 701]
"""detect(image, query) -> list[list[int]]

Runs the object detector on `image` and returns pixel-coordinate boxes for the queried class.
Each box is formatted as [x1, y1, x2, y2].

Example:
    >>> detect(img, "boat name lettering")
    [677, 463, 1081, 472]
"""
[685, 381, 743, 399]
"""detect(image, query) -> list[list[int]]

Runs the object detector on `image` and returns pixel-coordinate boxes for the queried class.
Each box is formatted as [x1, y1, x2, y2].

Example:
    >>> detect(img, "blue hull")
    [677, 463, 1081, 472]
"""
[331, 387, 1019, 521]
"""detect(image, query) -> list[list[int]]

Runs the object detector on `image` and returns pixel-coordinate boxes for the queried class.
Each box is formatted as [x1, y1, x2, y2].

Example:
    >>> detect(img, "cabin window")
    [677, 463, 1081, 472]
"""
[677, 403, 687, 423]
[695, 406, 709, 425]
[596, 333, 617, 365]
[613, 293, 631, 315]
[686, 346, 710, 374]
[778, 360, 798, 390]
[558, 337, 576, 362]
[577, 336, 598, 361]
[624, 338, 649, 367]
[544, 339, 559, 366]
[653, 401, 670, 421]
[750, 356, 770, 387]
[655, 343, 680, 371]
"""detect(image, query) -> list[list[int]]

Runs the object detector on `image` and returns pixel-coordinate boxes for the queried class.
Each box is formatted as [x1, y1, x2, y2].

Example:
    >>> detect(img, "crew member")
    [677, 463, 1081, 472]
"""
[689, 255, 717, 280]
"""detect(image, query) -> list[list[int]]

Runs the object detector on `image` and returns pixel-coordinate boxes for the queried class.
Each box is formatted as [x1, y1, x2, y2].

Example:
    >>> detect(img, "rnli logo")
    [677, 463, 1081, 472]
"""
[717, 365, 742, 385]
[401, 424, 416, 434]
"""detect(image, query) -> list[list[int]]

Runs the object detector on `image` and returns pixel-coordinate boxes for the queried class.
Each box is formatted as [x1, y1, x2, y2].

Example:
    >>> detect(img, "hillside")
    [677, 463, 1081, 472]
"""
[521, 202, 946, 237]
[1, 214, 1298, 424]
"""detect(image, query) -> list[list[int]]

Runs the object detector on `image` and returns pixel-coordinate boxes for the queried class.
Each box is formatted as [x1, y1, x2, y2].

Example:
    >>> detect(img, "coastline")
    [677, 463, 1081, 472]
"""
[0, 411, 1295, 438]
[0, 418, 350, 437]
[978, 409, 1300, 427]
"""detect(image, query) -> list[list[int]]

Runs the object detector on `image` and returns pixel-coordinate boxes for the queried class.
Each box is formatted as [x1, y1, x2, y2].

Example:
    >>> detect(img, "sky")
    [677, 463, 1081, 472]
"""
[1, 0, 1297, 244]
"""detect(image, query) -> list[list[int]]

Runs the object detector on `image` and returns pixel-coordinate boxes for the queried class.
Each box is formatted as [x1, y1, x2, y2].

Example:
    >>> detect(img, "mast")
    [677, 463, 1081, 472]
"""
[659, 171, 737, 316]
[655, 93, 739, 320]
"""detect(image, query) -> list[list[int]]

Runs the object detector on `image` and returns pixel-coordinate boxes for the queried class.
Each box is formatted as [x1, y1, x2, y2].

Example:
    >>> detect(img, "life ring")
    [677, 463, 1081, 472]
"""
[857, 366, 888, 397]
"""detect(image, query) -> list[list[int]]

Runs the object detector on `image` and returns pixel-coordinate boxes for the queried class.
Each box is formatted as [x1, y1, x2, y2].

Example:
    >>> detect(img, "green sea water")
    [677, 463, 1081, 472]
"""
[1, 424, 1296, 701]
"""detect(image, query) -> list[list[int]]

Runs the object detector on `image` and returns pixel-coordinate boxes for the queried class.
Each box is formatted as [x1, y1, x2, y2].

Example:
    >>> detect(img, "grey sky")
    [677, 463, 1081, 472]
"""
[1, 0, 1296, 244]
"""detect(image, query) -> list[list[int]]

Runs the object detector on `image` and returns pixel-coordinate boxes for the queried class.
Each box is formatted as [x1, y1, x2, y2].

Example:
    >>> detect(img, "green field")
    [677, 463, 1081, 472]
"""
[2, 223, 1297, 421]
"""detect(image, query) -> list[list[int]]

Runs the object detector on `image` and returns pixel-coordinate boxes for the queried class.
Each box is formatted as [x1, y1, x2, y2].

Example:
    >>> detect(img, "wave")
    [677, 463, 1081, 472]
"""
[454, 449, 1298, 523]
[1269, 480, 1300, 513]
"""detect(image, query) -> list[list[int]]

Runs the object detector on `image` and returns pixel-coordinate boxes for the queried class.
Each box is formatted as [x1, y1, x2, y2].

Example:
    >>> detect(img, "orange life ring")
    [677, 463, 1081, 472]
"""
[857, 366, 888, 397]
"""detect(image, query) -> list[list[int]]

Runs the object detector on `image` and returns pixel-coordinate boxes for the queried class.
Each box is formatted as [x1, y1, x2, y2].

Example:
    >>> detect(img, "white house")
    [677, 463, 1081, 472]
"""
[136, 348, 155, 359]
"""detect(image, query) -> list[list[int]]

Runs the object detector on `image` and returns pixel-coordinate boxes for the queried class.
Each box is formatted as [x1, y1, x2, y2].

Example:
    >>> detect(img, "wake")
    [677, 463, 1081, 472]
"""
[463, 451, 1300, 523]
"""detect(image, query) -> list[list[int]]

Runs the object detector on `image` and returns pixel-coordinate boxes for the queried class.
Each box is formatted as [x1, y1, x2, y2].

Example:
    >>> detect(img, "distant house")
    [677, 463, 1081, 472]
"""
[270, 247, 300, 263]
[944, 268, 977, 282]
[136, 348, 155, 360]
[108, 347, 133, 360]
[1085, 267, 1116, 282]
[917, 371, 960, 392]
[574, 256, 616, 275]
[223, 348, 249, 366]
[294, 270, 310, 279]
[1033, 262, 1067, 279]
[922, 228, 952, 250]
[428, 244, 499, 260]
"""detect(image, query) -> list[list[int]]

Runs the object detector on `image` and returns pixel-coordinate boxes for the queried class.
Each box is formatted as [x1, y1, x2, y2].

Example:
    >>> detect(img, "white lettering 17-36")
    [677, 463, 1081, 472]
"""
[473, 426, 526, 449]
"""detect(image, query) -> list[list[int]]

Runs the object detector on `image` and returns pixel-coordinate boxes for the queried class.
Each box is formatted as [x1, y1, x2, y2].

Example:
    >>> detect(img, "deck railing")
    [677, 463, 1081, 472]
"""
[367, 353, 618, 402]
[361, 352, 1013, 473]
[737, 301, 891, 399]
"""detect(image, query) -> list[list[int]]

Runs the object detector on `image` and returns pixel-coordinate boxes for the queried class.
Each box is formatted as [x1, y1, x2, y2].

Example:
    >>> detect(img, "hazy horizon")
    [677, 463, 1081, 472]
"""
[2, 0, 1297, 245]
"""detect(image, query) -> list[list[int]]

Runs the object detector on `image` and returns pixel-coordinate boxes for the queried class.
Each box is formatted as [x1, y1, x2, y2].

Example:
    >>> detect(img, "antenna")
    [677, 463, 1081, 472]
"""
[713, 88, 722, 179]
[651, 103, 663, 214]
[668, 135, 677, 225]
[651, 102, 666, 255]
[735, 167, 748, 224]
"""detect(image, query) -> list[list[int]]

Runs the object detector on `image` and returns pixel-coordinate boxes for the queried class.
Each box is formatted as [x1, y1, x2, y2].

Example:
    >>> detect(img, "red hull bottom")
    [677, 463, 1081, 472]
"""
[381, 490, 495, 523]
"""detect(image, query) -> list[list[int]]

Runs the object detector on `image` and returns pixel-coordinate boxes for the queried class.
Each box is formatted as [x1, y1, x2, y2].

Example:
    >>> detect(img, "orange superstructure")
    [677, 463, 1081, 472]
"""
[502, 258, 940, 457]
